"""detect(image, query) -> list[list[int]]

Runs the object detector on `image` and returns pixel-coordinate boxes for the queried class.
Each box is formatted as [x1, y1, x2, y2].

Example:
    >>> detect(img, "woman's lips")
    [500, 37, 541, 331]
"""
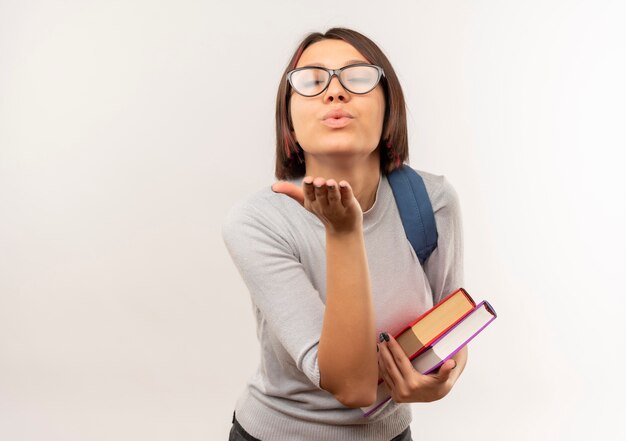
[322, 117, 353, 128]
[321, 108, 353, 128]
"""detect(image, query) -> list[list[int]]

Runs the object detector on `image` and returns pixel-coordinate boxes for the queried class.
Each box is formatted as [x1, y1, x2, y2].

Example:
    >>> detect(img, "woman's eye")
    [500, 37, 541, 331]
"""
[347, 77, 370, 83]
[303, 79, 325, 86]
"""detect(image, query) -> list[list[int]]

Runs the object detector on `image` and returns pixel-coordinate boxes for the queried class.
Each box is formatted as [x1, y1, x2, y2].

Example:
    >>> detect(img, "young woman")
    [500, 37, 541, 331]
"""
[222, 27, 467, 441]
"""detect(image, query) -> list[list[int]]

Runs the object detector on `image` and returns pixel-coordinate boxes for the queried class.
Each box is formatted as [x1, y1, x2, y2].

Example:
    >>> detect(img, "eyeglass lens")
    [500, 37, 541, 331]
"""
[290, 65, 380, 96]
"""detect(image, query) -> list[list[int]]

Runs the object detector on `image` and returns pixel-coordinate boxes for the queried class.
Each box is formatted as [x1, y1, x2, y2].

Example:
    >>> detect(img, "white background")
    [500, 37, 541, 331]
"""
[1, 1, 625, 440]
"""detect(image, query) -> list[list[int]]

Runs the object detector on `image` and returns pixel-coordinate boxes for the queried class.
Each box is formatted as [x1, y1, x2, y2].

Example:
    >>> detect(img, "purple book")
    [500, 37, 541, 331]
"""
[362, 300, 497, 417]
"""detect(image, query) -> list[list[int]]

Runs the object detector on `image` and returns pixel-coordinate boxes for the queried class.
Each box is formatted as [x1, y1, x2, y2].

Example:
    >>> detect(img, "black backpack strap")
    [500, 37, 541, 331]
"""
[388, 165, 438, 264]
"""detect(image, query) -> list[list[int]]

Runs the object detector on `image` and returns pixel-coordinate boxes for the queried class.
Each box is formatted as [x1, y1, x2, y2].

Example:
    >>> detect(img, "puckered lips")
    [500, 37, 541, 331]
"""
[321, 108, 354, 128]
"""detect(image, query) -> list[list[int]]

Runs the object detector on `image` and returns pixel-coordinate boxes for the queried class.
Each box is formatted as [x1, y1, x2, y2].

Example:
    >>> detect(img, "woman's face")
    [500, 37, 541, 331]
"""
[289, 39, 386, 163]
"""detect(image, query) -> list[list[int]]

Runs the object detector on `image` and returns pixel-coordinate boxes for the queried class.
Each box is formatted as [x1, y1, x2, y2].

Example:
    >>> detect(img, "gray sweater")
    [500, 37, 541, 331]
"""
[221, 168, 464, 441]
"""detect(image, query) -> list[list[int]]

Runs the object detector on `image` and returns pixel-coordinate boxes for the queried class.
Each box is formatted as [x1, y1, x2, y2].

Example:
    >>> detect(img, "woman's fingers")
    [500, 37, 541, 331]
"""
[429, 359, 456, 383]
[303, 177, 344, 209]
[272, 177, 335, 209]
[302, 176, 316, 203]
[338, 180, 355, 208]
[271, 181, 304, 205]
[377, 344, 395, 391]
[275, 176, 361, 232]
[326, 179, 339, 203]
[384, 334, 418, 380]
[378, 337, 404, 387]
[313, 177, 329, 207]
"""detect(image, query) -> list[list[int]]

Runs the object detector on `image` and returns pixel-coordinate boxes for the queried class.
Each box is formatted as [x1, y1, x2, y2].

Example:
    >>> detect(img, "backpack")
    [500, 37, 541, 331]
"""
[387, 165, 438, 264]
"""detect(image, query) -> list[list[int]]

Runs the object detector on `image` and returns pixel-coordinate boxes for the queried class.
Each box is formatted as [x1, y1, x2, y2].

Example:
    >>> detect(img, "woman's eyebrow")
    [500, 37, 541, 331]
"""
[302, 59, 370, 68]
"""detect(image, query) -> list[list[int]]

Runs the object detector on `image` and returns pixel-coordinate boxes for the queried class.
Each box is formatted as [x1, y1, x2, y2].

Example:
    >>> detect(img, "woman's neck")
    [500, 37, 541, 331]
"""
[304, 153, 381, 212]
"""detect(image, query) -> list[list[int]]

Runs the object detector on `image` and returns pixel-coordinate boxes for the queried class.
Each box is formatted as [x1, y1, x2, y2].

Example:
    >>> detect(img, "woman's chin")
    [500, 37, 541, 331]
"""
[307, 141, 375, 156]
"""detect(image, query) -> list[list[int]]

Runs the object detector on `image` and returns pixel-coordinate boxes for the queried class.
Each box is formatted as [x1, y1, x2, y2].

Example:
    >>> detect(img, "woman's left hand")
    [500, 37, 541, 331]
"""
[377, 333, 464, 403]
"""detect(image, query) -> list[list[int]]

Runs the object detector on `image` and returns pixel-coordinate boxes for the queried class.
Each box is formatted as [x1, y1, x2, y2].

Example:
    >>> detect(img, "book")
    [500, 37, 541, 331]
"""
[362, 297, 497, 417]
[412, 300, 496, 374]
[395, 288, 476, 361]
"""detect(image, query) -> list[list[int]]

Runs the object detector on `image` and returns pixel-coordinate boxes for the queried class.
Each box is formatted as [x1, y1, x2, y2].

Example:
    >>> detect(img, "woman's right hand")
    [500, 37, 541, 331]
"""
[272, 176, 363, 235]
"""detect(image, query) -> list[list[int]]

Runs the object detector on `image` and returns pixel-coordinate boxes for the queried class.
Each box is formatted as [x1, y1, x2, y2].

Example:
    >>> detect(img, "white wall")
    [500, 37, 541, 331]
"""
[1, 1, 624, 439]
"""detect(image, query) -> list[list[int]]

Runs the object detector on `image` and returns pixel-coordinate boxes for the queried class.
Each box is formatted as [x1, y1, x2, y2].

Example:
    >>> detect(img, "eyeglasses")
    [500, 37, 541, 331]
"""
[286, 63, 385, 97]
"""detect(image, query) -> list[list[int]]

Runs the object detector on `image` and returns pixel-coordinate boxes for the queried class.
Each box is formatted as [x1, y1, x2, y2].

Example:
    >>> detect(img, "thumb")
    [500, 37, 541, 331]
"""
[434, 359, 457, 382]
[271, 181, 304, 206]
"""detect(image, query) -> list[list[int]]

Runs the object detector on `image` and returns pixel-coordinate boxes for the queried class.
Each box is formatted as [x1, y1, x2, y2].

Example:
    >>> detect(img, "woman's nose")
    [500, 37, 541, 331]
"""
[323, 76, 349, 102]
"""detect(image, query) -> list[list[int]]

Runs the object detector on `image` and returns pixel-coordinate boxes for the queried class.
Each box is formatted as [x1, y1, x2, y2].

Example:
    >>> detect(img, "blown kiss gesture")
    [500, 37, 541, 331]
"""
[271, 176, 363, 235]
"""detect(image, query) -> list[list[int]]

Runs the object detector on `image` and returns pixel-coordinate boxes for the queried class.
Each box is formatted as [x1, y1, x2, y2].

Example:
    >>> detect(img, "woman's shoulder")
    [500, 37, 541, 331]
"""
[221, 183, 302, 241]
[410, 168, 461, 214]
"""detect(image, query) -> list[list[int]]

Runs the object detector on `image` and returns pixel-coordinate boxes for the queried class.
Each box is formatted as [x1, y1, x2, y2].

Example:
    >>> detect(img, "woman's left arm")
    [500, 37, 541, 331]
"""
[377, 173, 468, 403]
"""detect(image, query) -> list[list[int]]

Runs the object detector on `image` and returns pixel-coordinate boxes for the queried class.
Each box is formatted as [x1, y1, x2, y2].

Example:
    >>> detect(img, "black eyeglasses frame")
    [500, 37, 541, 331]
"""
[286, 63, 386, 97]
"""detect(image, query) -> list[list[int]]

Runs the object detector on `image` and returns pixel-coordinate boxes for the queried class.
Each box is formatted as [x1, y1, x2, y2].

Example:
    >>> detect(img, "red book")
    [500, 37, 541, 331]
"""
[393, 288, 476, 361]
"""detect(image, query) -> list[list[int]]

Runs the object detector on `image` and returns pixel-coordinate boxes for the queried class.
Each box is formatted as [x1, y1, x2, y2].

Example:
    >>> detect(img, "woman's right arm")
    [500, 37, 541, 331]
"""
[320, 227, 378, 407]
[273, 177, 379, 408]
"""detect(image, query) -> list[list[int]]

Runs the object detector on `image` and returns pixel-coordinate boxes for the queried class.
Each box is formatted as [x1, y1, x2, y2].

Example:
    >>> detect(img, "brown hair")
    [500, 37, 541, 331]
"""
[275, 27, 409, 180]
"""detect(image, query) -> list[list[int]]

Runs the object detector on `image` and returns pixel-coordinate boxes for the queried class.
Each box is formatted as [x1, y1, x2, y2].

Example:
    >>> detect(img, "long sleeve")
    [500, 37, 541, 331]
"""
[221, 198, 325, 389]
